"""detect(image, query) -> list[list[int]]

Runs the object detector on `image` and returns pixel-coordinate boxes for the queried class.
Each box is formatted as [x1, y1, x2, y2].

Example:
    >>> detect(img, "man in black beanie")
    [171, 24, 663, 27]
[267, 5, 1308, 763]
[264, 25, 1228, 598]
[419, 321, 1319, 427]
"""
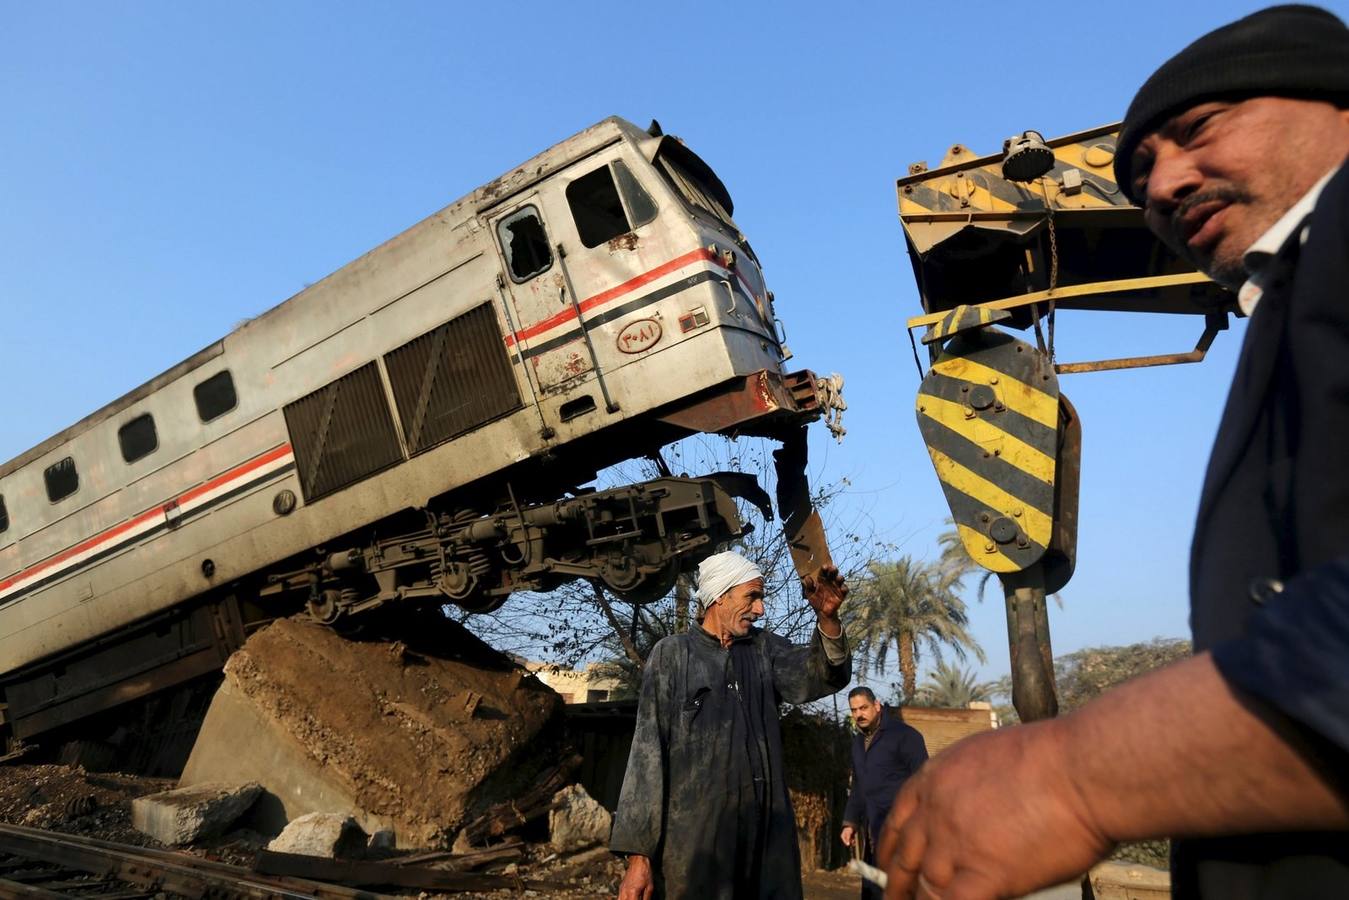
[873, 7, 1349, 900]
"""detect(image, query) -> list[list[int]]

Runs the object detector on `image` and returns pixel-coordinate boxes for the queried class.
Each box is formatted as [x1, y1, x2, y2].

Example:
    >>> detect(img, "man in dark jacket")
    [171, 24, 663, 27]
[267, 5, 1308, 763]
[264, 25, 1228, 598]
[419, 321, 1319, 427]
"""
[876, 7, 1349, 900]
[610, 551, 851, 900]
[840, 687, 927, 899]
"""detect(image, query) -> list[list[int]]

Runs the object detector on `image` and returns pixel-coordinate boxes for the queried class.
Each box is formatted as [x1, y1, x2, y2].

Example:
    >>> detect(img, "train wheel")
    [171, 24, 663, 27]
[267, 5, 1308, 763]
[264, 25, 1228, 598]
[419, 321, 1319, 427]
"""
[306, 589, 343, 625]
[602, 560, 679, 605]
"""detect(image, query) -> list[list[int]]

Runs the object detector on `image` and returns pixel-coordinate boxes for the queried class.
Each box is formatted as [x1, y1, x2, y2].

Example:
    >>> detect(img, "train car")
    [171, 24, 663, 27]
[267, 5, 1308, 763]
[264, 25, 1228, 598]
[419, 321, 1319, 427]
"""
[0, 117, 835, 750]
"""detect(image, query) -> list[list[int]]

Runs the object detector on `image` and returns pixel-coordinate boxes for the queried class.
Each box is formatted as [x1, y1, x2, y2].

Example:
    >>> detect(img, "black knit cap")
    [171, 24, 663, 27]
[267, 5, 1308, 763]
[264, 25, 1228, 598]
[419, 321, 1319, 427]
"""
[1115, 4, 1349, 203]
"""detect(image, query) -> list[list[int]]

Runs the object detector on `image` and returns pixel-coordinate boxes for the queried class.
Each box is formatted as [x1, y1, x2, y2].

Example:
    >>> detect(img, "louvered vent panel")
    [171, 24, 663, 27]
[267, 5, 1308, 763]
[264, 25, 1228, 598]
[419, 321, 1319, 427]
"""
[284, 362, 404, 502]
[384, 302, 522, 455]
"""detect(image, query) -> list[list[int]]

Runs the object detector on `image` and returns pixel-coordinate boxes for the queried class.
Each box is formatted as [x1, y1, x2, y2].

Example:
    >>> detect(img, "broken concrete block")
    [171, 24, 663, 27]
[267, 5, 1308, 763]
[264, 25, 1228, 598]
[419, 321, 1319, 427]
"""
[1087, 861, 1170, 899]
[368, 828, 397, 853]
[179, 613, 563, 846]
[131, 782, 263, 846]
[267, 813, 368, 858]
[548, 784, 611, 852]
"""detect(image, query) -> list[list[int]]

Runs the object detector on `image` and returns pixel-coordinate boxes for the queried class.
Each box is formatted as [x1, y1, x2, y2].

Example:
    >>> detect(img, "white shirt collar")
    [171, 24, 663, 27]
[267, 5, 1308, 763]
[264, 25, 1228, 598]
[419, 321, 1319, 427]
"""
[1237, 165, 1339, 316]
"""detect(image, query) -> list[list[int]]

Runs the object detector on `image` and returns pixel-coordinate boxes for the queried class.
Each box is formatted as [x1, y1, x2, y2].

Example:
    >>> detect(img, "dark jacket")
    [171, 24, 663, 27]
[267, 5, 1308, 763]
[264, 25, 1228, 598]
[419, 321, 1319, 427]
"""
[842, 707, 928, 835]
[1178, 161, 1349, 898]
[609, 625, 850, 900]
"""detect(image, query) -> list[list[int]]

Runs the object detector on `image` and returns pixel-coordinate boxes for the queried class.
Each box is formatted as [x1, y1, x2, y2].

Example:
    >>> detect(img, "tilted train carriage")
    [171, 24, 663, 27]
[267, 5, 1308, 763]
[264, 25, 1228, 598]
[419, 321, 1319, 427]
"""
[0, 117, 835, 748]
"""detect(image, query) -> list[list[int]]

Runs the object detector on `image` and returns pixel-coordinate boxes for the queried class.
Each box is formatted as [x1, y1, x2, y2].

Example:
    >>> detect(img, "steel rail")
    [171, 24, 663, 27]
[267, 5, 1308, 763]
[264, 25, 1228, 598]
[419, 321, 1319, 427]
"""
[0, 824, 394, 900]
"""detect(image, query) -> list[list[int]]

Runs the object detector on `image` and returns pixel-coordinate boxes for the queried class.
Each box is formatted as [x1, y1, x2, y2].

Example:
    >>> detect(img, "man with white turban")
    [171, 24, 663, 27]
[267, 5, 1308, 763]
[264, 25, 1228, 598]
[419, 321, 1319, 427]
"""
[610, 551, 851, 900]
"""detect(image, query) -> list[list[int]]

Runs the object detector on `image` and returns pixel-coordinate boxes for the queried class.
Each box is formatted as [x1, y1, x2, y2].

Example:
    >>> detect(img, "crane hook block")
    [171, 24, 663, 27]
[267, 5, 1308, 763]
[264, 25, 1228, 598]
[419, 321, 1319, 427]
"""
[915, 326, 1068, 576]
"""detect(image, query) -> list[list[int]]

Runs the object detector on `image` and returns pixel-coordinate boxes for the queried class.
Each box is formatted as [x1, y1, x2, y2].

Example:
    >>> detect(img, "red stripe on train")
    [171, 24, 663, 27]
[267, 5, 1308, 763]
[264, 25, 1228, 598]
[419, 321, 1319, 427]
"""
[504, 247, 720, 348]
[0, 443, 293, 594]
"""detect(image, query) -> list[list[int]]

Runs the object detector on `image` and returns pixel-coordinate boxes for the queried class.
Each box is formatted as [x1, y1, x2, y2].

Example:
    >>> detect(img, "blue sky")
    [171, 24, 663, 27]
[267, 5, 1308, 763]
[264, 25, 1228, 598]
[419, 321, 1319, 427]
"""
[5, 1, 1342, 682]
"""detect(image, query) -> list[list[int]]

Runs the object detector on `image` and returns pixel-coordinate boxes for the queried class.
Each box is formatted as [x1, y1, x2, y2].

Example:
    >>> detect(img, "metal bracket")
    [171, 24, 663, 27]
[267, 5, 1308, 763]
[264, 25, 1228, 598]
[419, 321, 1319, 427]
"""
[555, 244, 620, 414]
[1053, 313, 1228, 374]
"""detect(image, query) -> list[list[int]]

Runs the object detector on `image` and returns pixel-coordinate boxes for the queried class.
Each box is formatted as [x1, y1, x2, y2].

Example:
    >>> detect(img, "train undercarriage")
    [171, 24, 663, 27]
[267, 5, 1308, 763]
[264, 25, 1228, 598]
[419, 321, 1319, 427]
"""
[258, 473, 767, 620]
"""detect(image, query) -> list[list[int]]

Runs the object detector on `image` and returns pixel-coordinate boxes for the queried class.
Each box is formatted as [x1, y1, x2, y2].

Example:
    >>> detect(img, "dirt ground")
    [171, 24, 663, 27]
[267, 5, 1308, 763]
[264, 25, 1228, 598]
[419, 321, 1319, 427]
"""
[0, 763, 171, 846]
[0, 761, 874, 898]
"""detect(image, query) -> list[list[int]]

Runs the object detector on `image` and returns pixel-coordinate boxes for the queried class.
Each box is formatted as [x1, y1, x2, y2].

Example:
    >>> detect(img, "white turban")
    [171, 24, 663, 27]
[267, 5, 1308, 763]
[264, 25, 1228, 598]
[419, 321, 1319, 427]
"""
[695, 551, 764, 616]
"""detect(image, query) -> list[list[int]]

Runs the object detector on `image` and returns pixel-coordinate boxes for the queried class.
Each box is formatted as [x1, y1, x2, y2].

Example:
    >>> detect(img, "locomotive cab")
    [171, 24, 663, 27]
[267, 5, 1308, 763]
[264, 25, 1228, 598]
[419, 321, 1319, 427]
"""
[485, 119, 789, 447]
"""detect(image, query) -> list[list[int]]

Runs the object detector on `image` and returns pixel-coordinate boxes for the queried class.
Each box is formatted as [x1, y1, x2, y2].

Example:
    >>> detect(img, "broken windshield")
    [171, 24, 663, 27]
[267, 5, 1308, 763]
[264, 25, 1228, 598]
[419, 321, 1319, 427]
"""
[654, 145, 758, 264]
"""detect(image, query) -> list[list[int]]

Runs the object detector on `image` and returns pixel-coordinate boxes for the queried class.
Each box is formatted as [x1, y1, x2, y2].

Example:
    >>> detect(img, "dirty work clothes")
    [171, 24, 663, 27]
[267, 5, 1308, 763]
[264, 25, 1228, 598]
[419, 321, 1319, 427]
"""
[610, 624, 850, 900]
[842, 708, 927, 900]
[1179, 162, 1349, 899]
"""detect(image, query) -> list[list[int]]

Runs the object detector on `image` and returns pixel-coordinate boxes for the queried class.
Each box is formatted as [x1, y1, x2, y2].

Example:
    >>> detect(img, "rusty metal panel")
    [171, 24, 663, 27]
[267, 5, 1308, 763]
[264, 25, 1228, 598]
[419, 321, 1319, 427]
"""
[655, 369, 819, 436]
[384, 303, 522, 455]
[283, 363, 403, 502]
[529, 337, 594, 392]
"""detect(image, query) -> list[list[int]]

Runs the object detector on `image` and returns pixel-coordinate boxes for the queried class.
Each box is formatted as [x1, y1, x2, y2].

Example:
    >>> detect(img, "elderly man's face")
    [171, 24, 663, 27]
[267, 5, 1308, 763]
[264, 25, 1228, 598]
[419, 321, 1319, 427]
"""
[1131, 97, 1349, 289]
[716, 578, 765, 638]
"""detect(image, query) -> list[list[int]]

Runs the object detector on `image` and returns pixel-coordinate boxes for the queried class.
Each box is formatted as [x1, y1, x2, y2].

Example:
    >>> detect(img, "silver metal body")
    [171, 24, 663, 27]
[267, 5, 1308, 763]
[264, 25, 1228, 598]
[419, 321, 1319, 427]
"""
[0, 118, 798, 723]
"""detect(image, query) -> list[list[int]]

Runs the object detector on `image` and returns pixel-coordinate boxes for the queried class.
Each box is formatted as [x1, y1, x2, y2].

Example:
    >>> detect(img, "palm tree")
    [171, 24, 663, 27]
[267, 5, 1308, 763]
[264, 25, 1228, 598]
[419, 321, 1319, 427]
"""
[936, 521, 994, 599]
[937, 518, 1062, 608]
[913, 659, 996, 708]
[846, 556, 985, 703]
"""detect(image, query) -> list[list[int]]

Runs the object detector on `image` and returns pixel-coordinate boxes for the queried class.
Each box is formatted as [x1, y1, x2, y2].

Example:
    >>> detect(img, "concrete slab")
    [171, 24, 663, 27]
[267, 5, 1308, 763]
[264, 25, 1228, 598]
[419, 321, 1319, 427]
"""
[180, 612, 563, 847]
[548, 784, 611, 851]
[1087, 862, 1169, 899]
[267, 812, 368, 858]
[131, 782, 262, 846]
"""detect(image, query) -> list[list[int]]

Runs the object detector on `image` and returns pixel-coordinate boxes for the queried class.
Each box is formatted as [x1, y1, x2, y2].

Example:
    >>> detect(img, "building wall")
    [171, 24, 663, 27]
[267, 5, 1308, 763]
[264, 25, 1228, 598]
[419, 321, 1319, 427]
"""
[526, 662, 622, 704]
[896, 704, 996, 755]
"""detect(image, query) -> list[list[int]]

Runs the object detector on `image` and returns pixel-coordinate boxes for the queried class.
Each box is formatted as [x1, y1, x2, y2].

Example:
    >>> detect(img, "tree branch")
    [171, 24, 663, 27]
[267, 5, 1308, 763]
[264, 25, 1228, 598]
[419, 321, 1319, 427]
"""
[592, 583, 644, 667]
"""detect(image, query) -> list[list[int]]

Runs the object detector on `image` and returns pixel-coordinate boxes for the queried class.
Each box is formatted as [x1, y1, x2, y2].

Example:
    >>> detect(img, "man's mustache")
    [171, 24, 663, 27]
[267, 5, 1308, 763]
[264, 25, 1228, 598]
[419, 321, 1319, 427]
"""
[1171, 185, 1254, 232]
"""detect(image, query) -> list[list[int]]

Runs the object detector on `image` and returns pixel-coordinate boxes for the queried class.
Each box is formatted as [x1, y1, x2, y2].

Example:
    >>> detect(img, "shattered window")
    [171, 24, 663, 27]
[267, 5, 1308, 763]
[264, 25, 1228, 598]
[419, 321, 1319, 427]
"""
[0, 495, 8, 534]
[567, 166, 631, 248]
[613, 160, 658, 230]
[498, 206, 553, 282]
[657, 153, 735, 231]
[656, 151, 758, 263]
[44, 457, 79, 503]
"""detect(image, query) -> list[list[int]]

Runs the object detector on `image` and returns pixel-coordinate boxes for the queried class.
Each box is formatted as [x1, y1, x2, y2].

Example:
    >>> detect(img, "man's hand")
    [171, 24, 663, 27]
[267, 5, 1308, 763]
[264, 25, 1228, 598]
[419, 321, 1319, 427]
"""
[875, 721, 1113, 899]
[804, 563, 847, 635]
[840, 824, 856, 848]
[617, 854, 654, 900]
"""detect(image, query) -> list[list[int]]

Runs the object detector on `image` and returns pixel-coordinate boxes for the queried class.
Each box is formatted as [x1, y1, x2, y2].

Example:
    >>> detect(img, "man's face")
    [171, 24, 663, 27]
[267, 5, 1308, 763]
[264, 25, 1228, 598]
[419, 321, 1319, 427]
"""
[1131, 97, 1349, 289]
[716, 578, 765, 638]
[849, 694, 882, 731]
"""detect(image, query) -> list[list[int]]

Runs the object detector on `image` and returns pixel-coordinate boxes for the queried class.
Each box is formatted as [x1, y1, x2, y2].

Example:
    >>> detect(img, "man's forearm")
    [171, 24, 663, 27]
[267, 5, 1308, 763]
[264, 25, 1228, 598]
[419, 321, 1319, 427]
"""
[1061, 652, 1349, 841]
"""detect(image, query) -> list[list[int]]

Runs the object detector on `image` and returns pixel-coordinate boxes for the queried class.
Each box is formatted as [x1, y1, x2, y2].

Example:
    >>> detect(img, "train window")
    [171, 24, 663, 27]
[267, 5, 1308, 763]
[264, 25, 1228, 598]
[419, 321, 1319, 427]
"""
[613, 160, 658, 230]
[497, 206, 552, 282]
[567, 166, 631, 248]
[118, 413, 158, 463]
[0, 495, 8, 534]
[44, 457, 79, 503]
[656, 151, 734, 227]
[656, 150, 760, 265]
[194, 370, 237, 422]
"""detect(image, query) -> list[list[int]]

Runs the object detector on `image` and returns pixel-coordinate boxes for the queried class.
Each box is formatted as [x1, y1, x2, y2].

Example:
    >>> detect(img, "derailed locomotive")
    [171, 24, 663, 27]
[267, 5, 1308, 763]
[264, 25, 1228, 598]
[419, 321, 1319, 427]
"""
[0, 117, 839, 747]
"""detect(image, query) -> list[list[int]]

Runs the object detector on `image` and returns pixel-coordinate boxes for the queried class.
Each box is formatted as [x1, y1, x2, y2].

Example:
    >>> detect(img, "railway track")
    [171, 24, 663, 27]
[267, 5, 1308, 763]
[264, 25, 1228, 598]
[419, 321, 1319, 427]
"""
[0, 824, 393, 899]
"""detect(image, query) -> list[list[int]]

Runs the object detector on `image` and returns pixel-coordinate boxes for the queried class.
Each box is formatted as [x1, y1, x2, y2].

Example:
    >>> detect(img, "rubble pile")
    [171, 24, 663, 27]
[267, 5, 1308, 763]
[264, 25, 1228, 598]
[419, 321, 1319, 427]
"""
[180, 612, 564, 846]
[0, 763, 171, 845]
